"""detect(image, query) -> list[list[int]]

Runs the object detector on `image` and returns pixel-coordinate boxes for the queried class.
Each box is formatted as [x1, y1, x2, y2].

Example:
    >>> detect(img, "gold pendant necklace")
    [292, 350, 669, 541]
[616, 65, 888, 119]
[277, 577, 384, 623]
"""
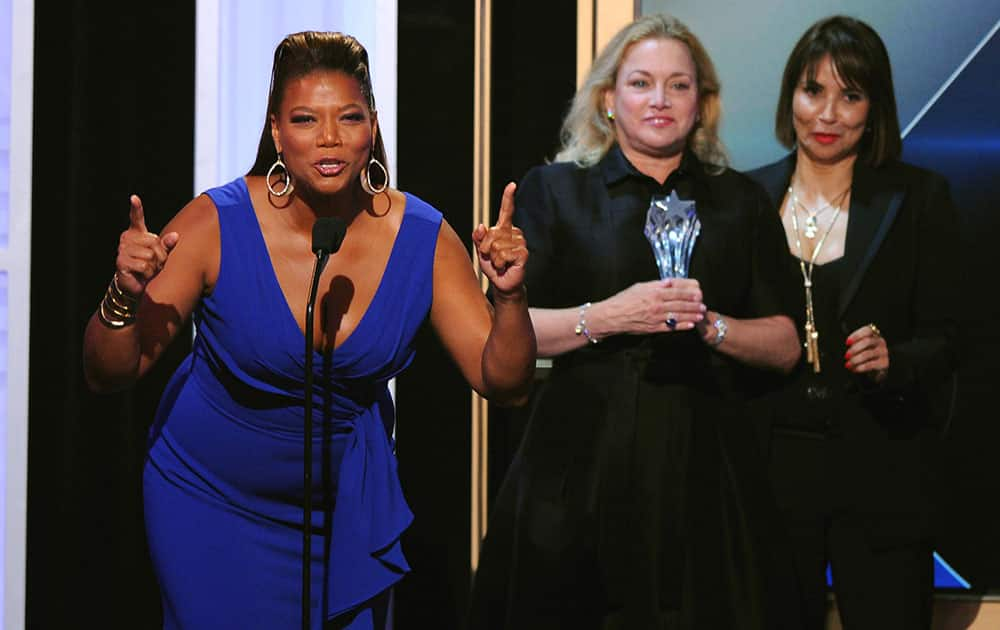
[790, 186, 850, 240]
[787, 181, 848, 373]
[804, 213, 822, 239]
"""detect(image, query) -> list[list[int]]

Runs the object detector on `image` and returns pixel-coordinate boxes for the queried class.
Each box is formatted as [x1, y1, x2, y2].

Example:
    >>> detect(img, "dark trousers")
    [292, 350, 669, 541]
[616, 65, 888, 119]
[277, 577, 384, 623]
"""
[769, 430, 933, 630]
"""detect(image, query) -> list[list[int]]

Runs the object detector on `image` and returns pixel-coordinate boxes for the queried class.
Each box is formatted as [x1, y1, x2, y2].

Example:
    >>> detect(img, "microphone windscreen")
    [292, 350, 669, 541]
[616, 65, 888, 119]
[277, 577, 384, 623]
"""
[312, 217, 347, 255]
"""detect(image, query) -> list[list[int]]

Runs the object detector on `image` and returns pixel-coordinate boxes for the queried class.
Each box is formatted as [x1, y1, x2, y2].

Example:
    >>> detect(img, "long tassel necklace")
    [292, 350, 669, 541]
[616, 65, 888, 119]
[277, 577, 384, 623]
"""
[787, 181, 847, 373]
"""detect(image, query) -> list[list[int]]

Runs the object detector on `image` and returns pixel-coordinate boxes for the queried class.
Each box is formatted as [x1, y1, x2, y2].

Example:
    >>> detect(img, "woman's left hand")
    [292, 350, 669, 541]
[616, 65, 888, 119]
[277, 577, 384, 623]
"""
[845, 323, 889, 383]
[473, 182, 528, 296]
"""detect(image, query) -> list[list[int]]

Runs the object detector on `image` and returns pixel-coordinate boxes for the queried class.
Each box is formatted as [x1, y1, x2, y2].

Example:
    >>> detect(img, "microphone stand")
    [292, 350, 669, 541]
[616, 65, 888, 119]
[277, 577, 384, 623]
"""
[303, 249, 329, 630]
[301, 216, 345, 630]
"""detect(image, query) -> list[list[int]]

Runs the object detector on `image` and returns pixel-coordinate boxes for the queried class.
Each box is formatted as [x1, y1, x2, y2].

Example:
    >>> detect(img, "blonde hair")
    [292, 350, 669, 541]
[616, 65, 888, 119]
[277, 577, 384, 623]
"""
[555, 14, 727, 171]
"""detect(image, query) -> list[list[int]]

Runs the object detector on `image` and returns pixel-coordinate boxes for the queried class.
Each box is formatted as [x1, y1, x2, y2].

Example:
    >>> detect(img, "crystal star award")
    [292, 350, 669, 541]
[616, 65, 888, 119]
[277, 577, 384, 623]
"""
[643, 190, 700, 279]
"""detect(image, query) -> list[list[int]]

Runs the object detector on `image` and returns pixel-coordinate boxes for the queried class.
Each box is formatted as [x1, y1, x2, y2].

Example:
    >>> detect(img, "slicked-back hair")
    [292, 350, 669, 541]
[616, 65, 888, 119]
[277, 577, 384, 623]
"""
[247, 31, 388, 189]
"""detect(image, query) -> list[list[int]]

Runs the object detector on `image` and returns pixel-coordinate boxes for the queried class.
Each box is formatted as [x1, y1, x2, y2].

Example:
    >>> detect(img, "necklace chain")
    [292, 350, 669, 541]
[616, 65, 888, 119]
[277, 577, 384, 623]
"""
[787, 179, 849, 373]
[790, 185, 851, 239]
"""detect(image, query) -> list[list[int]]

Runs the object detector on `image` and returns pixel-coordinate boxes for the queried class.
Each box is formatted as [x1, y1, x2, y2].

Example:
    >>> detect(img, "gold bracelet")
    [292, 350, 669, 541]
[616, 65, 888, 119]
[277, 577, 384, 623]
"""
[110, 273, 139, 305]
[96, 276, 138, 328]
[97, 299, 133, 328]
[101, 299, 131, 320]
[105, 289, 135, 312]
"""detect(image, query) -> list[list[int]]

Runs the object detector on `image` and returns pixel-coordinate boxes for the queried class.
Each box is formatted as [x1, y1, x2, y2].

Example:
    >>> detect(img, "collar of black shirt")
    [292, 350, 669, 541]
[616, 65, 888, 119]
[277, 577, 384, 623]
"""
[599, 143, 702, 199]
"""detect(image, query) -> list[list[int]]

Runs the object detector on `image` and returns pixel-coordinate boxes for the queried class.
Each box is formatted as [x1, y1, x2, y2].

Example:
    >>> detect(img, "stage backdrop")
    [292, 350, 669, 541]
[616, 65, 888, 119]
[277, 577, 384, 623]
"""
[642, 0, 1000, 593]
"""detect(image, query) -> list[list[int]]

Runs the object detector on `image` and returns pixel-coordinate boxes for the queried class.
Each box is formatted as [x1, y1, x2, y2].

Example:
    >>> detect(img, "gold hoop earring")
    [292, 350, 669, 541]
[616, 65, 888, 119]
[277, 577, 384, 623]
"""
[266, 153, 294, 197]
[361, 155, 389, 195]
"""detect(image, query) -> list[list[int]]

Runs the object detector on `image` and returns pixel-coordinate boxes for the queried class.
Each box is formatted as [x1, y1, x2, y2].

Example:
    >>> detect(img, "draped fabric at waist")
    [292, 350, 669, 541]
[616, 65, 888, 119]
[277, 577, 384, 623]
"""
[149, 353, 414, 618]
[190, 341, 381, 427]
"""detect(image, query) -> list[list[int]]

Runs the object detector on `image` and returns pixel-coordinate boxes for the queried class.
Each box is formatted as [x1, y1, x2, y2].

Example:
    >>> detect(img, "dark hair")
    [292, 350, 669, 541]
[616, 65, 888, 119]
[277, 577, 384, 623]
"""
[775, 15, 901, 166]
[247, 31, 388, 189]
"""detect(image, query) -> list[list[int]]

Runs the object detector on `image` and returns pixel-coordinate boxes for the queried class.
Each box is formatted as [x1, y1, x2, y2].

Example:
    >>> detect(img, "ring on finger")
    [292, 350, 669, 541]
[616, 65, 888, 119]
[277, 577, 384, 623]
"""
[869, 323, 881, 337]
[666, 313, 677, 330]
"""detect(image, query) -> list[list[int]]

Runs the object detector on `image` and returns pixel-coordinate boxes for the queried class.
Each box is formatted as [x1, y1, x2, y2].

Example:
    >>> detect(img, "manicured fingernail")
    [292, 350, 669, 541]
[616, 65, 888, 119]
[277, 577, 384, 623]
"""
[844, 362, 850, 369]
[844, 351, 851, 359]
[846, 338, 854, 346]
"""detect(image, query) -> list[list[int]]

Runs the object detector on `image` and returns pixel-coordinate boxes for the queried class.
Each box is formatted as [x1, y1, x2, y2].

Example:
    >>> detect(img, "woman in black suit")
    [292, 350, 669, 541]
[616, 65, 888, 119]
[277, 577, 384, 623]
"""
[748, 15, 959, 630]
[469, 14, 802, 629]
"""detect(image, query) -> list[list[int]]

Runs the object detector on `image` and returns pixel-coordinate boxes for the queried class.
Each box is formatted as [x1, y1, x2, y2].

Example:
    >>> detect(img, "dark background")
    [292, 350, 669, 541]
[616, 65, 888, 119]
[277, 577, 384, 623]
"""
[900, 27, 1000, 593]
[29, 3, 195, 628]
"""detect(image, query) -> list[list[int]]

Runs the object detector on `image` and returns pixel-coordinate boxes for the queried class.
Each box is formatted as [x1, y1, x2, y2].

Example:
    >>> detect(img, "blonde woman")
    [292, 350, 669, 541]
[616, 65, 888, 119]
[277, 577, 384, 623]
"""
[469, 14, 802, 630]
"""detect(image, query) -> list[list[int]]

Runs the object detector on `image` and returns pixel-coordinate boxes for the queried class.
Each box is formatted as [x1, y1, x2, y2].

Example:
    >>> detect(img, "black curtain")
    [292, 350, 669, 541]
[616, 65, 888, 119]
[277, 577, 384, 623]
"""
[28, 2, 195, 627]
[486, 0, 578, 502]
[393, 4, 475, 629]
[393, 2, 577, 627]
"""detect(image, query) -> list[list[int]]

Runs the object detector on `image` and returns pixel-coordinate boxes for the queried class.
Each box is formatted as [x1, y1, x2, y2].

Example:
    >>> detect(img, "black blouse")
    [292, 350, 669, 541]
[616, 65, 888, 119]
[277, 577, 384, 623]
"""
[512, 145, 799, 402]
[515, 145, 797, 351]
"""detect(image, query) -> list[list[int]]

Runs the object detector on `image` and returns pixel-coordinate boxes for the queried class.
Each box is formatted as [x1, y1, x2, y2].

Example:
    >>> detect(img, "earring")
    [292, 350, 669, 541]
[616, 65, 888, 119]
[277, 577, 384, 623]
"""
[606, 109, 615, 121]
[266, 153, 294, 197]
[361, 155, 389, 195]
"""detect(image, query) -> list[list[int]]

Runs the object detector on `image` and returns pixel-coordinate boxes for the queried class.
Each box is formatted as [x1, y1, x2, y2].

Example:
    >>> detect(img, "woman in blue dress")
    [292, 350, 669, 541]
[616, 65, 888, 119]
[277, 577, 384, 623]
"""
[82, 31, 535, 629]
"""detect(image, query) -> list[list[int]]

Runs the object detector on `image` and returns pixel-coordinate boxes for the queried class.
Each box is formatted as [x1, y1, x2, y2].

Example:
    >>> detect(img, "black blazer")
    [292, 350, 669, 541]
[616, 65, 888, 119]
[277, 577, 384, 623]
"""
[749, 154, 960, 543]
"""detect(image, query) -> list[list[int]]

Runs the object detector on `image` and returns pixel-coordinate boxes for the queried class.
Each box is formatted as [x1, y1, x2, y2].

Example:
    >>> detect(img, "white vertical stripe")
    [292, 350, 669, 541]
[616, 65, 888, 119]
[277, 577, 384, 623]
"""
[4, 0, 32, 626]
[195, 0, 221, 195]
[373, 0, 398, 184]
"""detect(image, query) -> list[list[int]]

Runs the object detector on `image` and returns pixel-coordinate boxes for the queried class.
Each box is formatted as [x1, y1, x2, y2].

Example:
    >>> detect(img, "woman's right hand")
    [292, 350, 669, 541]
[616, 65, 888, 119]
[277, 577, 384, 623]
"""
[115, 195, 180, 297]
[593, 278, 706, 335]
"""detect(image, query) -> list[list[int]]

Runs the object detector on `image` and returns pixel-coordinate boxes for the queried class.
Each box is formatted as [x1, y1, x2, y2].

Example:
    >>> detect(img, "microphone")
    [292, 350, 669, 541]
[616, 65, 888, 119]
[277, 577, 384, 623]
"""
[302, 216, 346, 630]
[312, 216, 348, 259]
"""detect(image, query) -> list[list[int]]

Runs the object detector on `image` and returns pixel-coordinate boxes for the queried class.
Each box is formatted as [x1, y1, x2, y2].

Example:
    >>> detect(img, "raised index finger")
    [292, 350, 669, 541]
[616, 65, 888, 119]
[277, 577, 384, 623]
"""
[494, 182, 517, 228]
[129, 194, 148, 233]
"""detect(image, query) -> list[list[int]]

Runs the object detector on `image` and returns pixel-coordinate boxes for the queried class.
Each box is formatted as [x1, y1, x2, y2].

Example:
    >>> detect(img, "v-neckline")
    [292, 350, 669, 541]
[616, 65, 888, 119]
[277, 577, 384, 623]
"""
[239, 178, 410, 358]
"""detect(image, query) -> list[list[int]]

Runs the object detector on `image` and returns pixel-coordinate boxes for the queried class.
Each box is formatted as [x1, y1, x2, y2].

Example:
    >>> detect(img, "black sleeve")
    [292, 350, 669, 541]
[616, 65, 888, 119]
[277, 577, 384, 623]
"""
[883, 171, 960, 394]
[514, 165, 561, 308]
[748, 181, 800, 320]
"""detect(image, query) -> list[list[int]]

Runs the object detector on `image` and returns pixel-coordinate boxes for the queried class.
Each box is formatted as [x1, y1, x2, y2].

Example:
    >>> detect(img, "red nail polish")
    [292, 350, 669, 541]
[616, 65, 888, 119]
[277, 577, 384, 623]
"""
[844, 352, 851, 359]
[844, 362, 850, 369]
[846, 338, 854, 346]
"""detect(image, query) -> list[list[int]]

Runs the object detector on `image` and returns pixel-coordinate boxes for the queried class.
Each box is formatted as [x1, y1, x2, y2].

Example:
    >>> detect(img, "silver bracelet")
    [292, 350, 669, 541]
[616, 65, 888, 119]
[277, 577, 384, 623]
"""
[574, 302, 599, 344]
[709, 315, 728, 347]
